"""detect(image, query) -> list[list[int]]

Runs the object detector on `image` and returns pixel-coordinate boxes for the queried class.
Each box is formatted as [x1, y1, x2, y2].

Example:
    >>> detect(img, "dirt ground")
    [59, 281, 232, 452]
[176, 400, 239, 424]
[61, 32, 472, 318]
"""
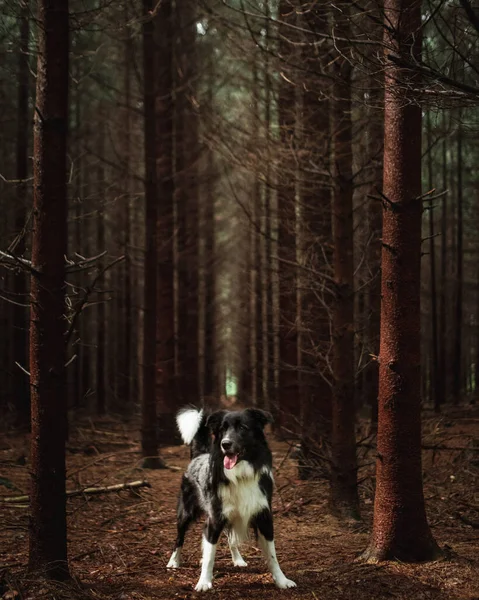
[1, 407, 478, 600]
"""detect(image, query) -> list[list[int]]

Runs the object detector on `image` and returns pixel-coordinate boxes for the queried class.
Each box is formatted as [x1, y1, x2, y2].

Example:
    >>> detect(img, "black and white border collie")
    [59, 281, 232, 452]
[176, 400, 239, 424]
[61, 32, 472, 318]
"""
[166, 407, 297, 592]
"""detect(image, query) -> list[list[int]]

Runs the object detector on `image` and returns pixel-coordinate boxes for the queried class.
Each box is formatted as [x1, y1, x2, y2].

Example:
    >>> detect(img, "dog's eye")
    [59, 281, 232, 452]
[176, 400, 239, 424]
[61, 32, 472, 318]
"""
[239, 424, 249, 432]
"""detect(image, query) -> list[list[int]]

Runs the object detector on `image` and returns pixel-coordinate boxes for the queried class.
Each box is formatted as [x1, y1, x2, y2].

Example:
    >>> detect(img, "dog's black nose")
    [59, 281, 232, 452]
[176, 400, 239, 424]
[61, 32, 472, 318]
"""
[221, 439, 232, 451]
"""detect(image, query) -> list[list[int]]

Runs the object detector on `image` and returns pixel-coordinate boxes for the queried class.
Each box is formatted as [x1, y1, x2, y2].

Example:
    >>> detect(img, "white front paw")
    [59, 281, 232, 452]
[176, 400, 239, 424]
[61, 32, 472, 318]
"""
[275, 577, 297, 589]
[195, 578, 213, 592]
[233, 557, 248, 567]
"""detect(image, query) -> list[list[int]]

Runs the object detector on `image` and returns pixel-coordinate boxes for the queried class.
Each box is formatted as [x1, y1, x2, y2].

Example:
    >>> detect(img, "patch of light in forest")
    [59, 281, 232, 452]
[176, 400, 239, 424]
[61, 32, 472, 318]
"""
[225, 370, 237, 397]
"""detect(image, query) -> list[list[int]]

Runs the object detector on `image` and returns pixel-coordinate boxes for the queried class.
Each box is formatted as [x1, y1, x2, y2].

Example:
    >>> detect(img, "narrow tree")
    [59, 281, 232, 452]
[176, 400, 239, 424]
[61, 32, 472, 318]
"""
[155, 0, 176, 443]
[141, 0, 164, 468]
[277, 0, 299, 434]
[362, 0, 441, 561]
[13, 0, 30, 427]
[29, 0, 70, 578]
[330, 5, 360, 520]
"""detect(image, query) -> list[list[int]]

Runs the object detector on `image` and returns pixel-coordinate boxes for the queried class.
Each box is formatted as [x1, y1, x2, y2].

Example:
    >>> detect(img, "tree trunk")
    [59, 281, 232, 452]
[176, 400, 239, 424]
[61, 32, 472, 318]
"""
[203, 55, 217, 403]
[277, 0, 299, 436]
[330, 7, 360, 520]
[141, 0, 164, 468]
[155, 0, 176, 444]
[362, 0, 441, 562]
[426, 113, 440, 412]
[13, 0, 31, 428]
[452, 115, 463, 403]
[438, 114, 448, 405]
[28, 0, 70, 579]
[95, 118, 106, 416]
[176, 0, 200, 410]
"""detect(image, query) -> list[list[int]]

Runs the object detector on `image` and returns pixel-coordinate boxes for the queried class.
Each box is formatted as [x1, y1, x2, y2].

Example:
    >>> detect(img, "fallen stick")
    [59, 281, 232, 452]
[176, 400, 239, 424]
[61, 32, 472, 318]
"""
[1, 480, 151, 503]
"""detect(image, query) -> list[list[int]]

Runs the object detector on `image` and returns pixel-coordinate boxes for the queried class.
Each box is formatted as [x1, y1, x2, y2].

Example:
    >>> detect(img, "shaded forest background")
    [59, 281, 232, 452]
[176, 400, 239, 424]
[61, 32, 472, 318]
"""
[0, 0, 478, 434]
[1, 0, 479, 597]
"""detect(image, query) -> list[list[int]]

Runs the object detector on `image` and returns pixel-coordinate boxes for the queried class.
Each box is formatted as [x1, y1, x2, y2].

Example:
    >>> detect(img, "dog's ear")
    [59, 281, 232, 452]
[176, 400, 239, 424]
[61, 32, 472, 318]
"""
[245, 408, 273, 429]
[206, 410, 226, 436]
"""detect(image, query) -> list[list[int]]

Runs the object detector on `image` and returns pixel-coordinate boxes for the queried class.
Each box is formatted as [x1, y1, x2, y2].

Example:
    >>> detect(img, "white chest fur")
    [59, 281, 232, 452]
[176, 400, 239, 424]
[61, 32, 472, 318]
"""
[219, 462, 271, 543]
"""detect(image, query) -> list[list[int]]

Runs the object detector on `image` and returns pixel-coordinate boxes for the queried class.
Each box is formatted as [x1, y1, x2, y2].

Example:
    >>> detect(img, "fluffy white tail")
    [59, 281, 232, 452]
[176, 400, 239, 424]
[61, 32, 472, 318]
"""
[176, 408, 204, 445]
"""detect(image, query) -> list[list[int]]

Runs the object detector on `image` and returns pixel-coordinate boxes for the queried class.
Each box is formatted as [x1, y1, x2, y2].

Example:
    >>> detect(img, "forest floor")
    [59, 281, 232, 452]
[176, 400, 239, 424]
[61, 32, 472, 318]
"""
[1, 406, 478, 600]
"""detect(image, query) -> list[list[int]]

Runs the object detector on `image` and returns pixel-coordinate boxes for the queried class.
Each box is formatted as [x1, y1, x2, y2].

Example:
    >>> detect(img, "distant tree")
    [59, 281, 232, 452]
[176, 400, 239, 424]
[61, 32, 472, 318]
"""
[13, 0, 31, 428]
[28, 0, 70, 579]
[277, 0, 299, 435]
[176, 0, 200, 408]
[362, 0, 441, 561]
[330, 4, 360, 520]
[141, 0, 164, 468]
[155, 0, 176, 443]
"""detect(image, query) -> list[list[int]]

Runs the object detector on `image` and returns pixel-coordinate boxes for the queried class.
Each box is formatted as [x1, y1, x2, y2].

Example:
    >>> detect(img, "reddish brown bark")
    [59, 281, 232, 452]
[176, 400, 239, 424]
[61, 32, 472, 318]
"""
[277, 0, 299, 436]
[362, 0, 441, 562]
[141, 0, 164, 468]
[330, 9, 359, 520]
[13, 0, 30, 427]
[28, 0, 70, 579]
[155, 0, 176, 444]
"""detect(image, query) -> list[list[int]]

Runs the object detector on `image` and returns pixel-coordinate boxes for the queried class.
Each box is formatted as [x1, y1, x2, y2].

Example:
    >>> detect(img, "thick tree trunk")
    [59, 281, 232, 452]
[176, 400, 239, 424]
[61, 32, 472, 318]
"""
[13, 1, 30, 427]
[141, 0, 164, 468]
[155, 0, 176, 444]
[28, 0, 70, 579]
[362, 0, 441, 562]
[330, 9, 360, 520]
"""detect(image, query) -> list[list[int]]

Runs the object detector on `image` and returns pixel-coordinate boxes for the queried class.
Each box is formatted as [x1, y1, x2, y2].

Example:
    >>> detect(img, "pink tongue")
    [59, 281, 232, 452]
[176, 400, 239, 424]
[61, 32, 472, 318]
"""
[224, 454, 238, 470]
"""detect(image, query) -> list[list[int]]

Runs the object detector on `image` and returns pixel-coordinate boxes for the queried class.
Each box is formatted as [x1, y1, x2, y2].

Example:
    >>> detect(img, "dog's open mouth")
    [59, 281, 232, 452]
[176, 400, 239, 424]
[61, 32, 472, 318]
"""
[223, 454, 239, 470]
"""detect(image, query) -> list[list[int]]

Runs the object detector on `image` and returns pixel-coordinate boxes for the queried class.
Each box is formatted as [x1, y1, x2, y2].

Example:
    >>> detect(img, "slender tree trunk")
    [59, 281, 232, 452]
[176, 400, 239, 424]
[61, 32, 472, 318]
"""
[297, 5, 333, 479]
[176, 0, 200, 408]
[118, 15, 133, 410]
[155, 0, 176, 444]
[330, 7, 360, 520]
[362, 0, 441, 562]
[426, 113, 440, 412]
[96, 119, 106, 416]
[13, 1, 30, 427]
[141, 0, 164, 468]
[364, 55, 384, 432]
[28, 0, 70, 579]
[277, 0, 299, 435]
[438, 114, 448, 404]
[203, 56, 216, 403]
[452, 115, 463, 403]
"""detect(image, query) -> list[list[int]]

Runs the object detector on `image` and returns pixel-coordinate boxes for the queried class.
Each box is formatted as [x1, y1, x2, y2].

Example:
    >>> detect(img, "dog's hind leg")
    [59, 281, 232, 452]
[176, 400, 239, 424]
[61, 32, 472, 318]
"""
[194, 519, 225, 592]
[254, 509, 296, 589]
[228, 535, 248, 567]
[167, 513, 193, 568]
[167, 477, 199, 569]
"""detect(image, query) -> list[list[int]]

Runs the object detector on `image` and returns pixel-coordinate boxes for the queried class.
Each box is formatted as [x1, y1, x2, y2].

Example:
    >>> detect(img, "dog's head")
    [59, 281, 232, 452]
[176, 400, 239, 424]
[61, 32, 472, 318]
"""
[207, 408, 273, 470]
